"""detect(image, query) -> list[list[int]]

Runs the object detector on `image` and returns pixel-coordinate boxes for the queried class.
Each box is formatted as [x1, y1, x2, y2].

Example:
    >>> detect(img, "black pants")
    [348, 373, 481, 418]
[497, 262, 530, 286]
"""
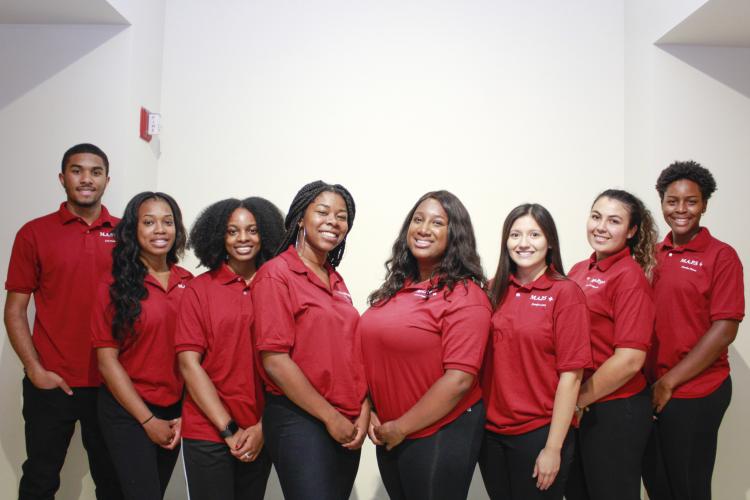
[479, 425, 574, 500]
[182, 438, 272, 500]
[642, 377, 731, 500]
[565, 389, 651, 500]
[97, 387, 181, 500]
[376, 401, 485, 500]
[19, 376, 122, 500]
[263, 394, 360, 500]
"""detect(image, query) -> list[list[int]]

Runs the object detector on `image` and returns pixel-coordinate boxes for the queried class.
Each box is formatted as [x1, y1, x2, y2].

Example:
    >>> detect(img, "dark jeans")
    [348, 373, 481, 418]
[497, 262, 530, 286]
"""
[263, 394, 360, 500]
[376, 401, 485, 500]
[97, 387, 181, 500]
[479, 425, 574, 500]
[642, 377, 731, 500]
[565, 389, 652, 500]
[19, 376, 122, 500]
[182, 438, 272, 500]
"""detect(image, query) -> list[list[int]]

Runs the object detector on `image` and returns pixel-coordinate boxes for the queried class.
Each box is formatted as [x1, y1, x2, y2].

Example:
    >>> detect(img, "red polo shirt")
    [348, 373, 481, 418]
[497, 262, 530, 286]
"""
[649, 228, 744, 398]
[175, 264, 265, 443]
[359, 279, 491, 439]
[252, 246, 365, 420]
[569, 248, 653, 402]
[91, 265, 192, 406]
[482, 273, 592, 435]
[5, 203, 119, 387]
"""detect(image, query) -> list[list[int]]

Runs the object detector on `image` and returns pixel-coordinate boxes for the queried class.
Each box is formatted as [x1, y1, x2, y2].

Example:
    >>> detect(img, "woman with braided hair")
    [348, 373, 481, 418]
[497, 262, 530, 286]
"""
[251, 181, 369, 500]
[565, 189, 657, 500]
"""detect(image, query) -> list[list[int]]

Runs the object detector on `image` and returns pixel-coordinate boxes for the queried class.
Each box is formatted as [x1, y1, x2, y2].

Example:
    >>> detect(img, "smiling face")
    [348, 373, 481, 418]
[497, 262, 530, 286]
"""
[225, 207, 261, 269]
[137, 198, 176, 261]
[661, 179, 706, 246]
[407, 197, 449, 279]
[507, 214, 548, 280]
[587, 196, 637, 260]
[299, 191, 349, 260]
[58, 152, 109, 209]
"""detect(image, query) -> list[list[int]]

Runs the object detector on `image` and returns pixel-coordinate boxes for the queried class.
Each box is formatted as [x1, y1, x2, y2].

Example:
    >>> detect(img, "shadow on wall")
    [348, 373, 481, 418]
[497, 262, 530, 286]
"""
[0, 24, 126, 111]
[657, 44, 750, 99]
[713, 345, 750, 499]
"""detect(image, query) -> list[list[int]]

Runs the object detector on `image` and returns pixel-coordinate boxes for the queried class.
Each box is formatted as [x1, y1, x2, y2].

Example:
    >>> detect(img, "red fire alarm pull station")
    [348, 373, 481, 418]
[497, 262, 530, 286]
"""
[140, 107, 161, 142]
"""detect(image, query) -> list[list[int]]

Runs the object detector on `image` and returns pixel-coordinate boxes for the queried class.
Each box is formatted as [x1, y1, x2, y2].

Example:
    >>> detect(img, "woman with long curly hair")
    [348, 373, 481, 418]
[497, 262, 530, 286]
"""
[90, 192, 191, 500]
[564, 189, 657, 500]
[358, 190, 491, 500]
[642, 162, 744, 500]
[251, 181, 369, 500]
[479, 204, 592, 499]
[175, 197, 283, 500]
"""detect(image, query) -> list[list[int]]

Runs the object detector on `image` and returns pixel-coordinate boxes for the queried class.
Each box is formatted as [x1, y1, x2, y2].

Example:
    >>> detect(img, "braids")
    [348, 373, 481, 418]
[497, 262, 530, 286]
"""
[276, 180, 356, 268]
[595, 189, 658, 280]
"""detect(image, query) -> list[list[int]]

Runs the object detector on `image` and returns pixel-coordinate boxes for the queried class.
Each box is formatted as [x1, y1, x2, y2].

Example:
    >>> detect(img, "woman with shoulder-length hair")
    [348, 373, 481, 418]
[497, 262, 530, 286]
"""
[642, 161, 744, 500]
[91, 192, 192, 500]
[564, 189, 657, 500]
[358, 190, 491, 500]
[480, 203, 592, 499]
[175, 197, 284, 500]
[251, 181, 369, 500]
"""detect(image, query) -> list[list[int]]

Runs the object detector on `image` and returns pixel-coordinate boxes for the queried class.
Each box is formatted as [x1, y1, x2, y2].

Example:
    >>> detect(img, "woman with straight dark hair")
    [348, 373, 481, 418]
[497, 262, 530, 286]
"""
[359, 190, 491, 500]
[91, 192, 191, 500]
[252, 181, 369, 500]
[176, 197, 284, 500]
[564, 189, 657, 500]
[480, 204, 592, 499]
[642, 161, 744, 500]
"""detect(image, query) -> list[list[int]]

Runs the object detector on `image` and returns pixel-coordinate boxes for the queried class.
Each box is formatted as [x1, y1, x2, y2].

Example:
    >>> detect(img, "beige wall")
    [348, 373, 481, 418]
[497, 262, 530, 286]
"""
[1, 0, 748, 498]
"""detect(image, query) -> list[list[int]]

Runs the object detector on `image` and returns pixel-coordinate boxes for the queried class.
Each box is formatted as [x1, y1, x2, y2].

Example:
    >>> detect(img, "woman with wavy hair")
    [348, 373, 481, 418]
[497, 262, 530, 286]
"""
[565, 189, 657, 500]
[252, 181, 369, 500]
[480, 204, 592, 499]
[91, 192, 191, 500]
[358, 190, 491, 500]
[176, 197, 284, 500]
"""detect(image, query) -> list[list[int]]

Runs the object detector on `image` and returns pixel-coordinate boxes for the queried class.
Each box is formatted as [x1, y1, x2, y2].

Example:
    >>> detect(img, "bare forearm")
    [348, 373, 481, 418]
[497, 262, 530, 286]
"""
[395, 369, 474, 436]
[98, 352, 152, 423]
[546, 370, 582, 450]
[179, 353, 232, 429]
[659, 320, 739, 390]
[578, 348, 645, 408]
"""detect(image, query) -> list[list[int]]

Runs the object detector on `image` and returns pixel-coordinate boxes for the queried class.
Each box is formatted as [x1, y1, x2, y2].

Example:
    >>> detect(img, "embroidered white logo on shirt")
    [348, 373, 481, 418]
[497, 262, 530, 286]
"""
[585, 277, 606, 289]
[679, 258, 703, 273]
[529, 294, 554, 307]
[413, 289, 438, 299]
[335, 290, 353, 303]
[177, 283, 187, 288]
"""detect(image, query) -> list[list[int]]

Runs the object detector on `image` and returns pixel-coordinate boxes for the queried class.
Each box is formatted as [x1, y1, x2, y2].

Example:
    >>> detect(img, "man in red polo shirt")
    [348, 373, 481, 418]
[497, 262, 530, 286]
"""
[4, 144, 122, 500]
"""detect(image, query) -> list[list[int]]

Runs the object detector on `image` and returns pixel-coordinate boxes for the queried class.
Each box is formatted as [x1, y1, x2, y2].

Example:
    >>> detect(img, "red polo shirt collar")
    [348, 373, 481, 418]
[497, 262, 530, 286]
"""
[57, 202, 117, 227]
[144, 265, 193, 293]
[279, 246, 342, 292]
[213, 262, 247, 286]
[660, 227, 711, 253]
[588, 246, 631, 272]
[509, 271, 554, 291]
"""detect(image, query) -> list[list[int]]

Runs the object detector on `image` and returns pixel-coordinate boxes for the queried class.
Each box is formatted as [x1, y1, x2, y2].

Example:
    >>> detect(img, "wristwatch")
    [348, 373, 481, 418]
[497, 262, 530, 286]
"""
[219, 420, 239, 438]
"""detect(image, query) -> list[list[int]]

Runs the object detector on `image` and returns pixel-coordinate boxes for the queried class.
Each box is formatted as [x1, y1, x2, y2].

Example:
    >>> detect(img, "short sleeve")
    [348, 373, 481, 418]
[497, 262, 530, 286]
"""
[252, 276, 297, 353]
[440, 285, 491, 375]
[5, 226, 39, 293]
[612, 285, 654, 351]
[552, 284, 593, 371]
[709, 247, 745, 322]
[174, 286, 208, 354]
[90, 283, 118, 349]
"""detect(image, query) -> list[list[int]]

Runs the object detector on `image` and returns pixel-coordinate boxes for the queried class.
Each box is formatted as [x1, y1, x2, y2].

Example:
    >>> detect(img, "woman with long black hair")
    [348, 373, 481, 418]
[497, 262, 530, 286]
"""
[252, 181, 369, 500]
[480, 203, 591, 499]
[359, 190, 491, 500]
[176, 197, 284, 500]
[91, 191, 191, 500]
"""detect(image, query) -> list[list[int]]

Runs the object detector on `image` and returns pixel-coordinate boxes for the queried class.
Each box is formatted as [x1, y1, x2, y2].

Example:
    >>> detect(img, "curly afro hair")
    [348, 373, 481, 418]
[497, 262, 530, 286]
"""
[656, 160, 717, 201]
[188, 197, 284, 270]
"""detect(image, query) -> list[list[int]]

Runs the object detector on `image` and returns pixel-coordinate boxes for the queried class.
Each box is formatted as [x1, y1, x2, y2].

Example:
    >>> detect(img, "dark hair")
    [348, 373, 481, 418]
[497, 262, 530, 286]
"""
[189, 197, 284, 270]
[61, 143, 109, 175]
[110, 192, 186, 342]
[655, 160, 716, 201]
[276, 180, 356, 268]
[489, 204, 566, 308]
[368, 190, 486, 305]
[593, 189, 657, 279]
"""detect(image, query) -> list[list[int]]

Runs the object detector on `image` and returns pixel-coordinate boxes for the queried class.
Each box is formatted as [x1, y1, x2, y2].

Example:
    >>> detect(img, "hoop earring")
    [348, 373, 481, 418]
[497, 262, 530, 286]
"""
[295, 225, 306, 253]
